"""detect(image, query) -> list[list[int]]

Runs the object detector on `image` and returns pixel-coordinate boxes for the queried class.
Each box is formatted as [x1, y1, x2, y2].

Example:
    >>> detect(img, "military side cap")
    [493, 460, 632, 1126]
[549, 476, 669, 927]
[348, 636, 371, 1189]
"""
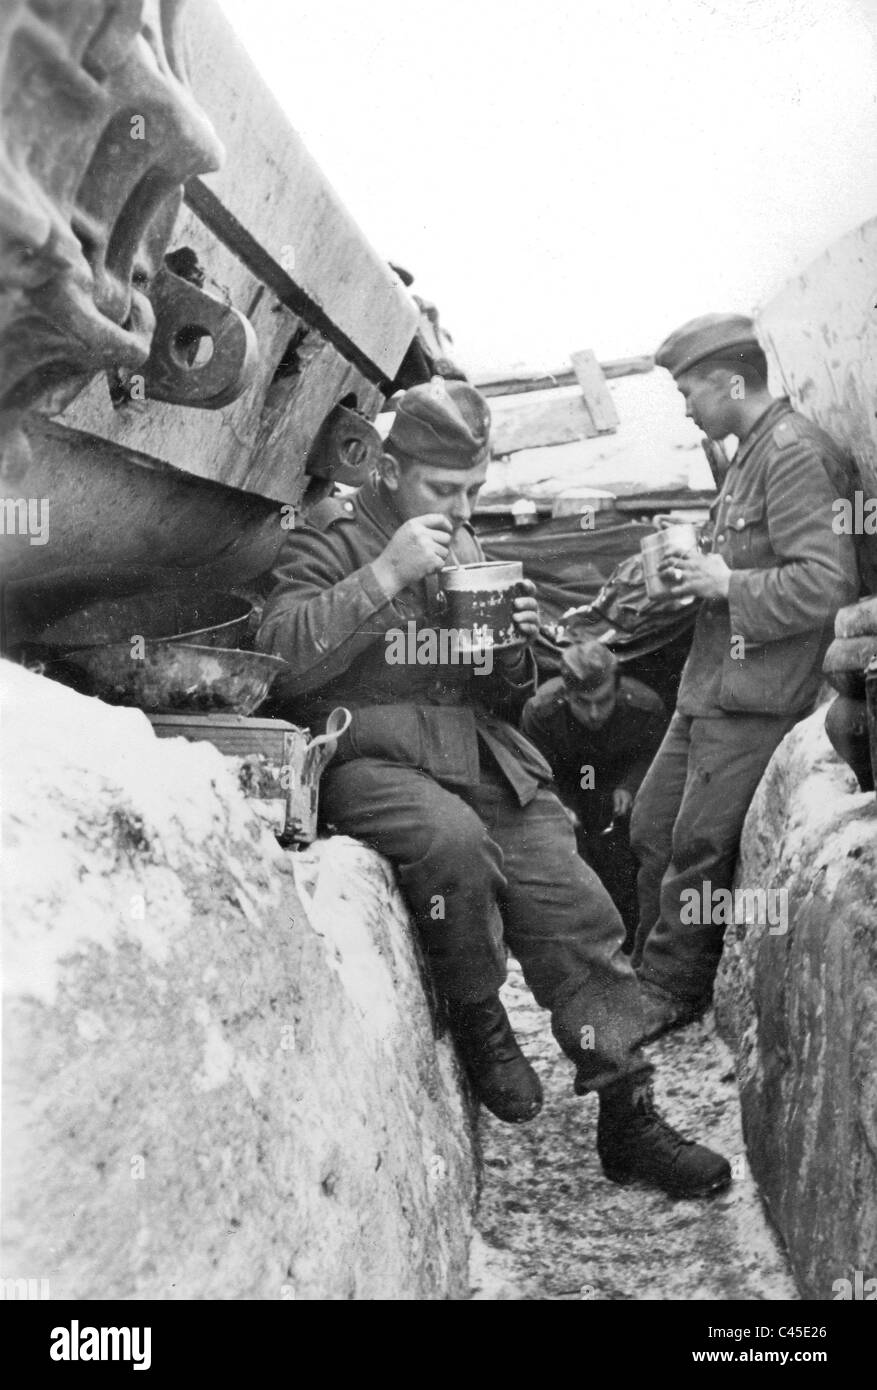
[561, 638, 618, 692]
[386, 378, 491, 469]
[655, 313, 759, 379]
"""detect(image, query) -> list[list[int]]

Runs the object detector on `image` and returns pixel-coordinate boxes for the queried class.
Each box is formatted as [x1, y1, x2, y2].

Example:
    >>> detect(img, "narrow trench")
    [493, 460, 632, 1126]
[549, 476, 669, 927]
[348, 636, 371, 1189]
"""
[469, 961, 797, 1301]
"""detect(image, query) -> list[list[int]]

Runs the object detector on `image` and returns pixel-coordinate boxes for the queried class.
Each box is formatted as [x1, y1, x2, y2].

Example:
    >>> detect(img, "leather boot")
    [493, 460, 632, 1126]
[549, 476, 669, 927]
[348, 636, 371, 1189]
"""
[446, 995, 543, 1124]
[597, 1073, 731, 1199]
[637, 977, 710, 1045]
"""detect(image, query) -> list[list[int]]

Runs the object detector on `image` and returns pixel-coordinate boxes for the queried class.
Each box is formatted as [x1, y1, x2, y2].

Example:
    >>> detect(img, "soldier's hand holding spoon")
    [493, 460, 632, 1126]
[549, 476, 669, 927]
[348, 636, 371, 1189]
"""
[372, 514, 454, 594]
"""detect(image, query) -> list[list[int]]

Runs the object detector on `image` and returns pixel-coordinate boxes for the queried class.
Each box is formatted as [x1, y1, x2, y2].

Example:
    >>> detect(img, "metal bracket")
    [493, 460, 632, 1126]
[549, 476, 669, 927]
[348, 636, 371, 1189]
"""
[305, 403, 382, 485]
[142, 265, 260, 409]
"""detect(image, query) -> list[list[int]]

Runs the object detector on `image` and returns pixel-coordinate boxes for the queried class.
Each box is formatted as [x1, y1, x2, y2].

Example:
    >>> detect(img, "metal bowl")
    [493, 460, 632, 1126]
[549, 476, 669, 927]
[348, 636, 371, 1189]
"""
[62, 642, 288, 716]
[36, 590, 253, 652]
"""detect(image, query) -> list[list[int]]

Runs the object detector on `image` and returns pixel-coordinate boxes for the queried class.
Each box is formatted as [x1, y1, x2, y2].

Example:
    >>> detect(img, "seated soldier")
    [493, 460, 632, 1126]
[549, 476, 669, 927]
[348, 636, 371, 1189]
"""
[257, 378, 731, 1200]
[521, 641, 668, 950]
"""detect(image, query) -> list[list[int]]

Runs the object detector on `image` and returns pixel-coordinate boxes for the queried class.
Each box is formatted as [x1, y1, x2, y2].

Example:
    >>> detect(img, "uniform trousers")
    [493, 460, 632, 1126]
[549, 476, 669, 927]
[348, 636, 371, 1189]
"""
[321, 755, 651, 1093]
[630, 710, 798, 999]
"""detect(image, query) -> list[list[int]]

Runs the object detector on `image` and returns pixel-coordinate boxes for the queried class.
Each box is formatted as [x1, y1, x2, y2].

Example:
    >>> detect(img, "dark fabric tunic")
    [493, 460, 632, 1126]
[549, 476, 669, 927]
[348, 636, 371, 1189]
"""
[257, 476, 553, 805]
[255, 476, 650, 1086]
[676, 399, 859, 717]
[521, 674, 668, 829]
[633, 399, 859, 1000]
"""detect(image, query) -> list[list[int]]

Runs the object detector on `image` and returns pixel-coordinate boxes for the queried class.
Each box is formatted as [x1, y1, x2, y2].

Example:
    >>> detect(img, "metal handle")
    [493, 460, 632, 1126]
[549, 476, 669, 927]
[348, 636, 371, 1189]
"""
[305, 706, 352, 755]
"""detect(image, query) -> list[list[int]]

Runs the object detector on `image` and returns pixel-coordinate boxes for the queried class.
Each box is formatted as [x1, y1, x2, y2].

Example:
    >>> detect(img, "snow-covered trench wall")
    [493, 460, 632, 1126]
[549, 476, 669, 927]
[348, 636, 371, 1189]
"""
[715, 706, 877, 1300]
[1, 662, 477, 1300]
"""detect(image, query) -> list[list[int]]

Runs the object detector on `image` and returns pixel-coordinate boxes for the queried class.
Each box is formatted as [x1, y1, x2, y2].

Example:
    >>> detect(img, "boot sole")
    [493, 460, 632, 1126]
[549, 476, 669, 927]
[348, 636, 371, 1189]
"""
[602, 1166, 732, 1200]
[481, 1097, 543, 1125]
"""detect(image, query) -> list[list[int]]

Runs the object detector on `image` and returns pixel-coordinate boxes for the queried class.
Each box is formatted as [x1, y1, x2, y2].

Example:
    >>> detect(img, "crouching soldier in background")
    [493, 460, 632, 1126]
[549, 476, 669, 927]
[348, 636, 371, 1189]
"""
[521, 640, 668, 950]
[258, 378, 731, 1199]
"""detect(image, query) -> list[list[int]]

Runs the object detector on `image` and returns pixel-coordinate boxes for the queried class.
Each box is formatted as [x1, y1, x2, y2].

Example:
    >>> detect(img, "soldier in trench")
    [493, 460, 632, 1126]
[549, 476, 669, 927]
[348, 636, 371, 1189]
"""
[257, 378, 731, 1200]
[630, 313, 859, 1043]
[521, 638, 668, 951]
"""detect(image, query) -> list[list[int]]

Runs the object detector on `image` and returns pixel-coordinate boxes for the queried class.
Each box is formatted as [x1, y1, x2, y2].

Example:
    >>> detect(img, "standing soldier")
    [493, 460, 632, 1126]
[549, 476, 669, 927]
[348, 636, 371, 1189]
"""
[521, 639, 668, 948]
[257, 378, 731, 1200]
[631, 314, 859, 1041]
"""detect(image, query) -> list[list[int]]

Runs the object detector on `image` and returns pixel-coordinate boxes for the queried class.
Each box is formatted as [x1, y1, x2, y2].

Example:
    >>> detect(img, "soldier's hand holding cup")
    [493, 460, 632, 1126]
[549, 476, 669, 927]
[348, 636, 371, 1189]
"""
[510, 578, 540, 644]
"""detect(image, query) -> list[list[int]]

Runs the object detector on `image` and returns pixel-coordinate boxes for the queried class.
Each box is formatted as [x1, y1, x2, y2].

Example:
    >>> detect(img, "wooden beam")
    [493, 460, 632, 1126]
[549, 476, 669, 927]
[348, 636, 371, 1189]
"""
[488, 396, 599, 455]
[185, 180, 394, 390]
[184, 0, 418, 382]
[570, 348, 619, 432]
[2, 416, 283, 591]
[613, 489, 716, 511]
[57, 205, 383, 503]
[473, 355, 653, 398]
[473, 489, 716, 518]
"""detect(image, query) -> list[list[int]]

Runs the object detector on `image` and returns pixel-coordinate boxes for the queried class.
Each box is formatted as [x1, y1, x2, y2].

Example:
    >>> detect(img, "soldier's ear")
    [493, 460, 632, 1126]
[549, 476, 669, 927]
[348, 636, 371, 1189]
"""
[379, 450, 401, 491]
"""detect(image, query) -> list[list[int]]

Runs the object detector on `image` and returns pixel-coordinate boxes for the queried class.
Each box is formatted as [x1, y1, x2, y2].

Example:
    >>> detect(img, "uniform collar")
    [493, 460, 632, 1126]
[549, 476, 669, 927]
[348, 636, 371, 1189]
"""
[732, 398, 791, 470]
[355, 476, 405, 540]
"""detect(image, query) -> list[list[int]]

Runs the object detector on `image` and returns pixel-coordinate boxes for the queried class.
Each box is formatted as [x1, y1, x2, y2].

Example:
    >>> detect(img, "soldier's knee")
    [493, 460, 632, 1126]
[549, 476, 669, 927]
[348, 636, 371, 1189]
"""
[429, 803, 494, 870]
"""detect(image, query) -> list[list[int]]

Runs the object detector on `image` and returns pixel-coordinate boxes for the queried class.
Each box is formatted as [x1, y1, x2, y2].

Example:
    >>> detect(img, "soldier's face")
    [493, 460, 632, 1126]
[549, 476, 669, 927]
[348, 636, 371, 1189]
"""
[384, 456, 489, 533]
[566, 675, 618, 730]
[676, 368, 737, 440]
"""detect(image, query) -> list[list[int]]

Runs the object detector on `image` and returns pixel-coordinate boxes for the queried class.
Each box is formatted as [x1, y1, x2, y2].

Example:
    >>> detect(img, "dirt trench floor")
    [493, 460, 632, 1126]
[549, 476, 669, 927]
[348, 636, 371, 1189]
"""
[469, 961, 797, 1301]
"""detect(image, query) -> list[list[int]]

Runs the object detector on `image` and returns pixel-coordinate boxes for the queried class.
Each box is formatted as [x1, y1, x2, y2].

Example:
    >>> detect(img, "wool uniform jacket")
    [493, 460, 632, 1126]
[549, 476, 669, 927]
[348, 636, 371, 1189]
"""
[677, 400, 859, 717]
[522, 675, 668, 814]
[257, 477, 553, 804]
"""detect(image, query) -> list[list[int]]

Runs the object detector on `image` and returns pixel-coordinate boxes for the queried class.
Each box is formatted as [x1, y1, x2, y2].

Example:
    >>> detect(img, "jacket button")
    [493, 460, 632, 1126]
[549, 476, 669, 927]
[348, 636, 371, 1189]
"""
[735, 517, 746, 530]
[725, 494, 733, 502]
[716, 533, 726, 543]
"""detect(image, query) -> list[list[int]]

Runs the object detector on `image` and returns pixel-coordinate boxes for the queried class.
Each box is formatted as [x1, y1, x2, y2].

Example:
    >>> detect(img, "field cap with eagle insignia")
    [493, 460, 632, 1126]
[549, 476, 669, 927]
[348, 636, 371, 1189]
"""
[385, 377, 491, 469]
[655, 313, 760, 379]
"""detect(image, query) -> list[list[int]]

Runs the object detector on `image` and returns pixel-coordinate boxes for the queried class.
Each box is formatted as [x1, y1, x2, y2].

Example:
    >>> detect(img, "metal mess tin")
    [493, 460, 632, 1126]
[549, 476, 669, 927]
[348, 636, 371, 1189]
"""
[147, 707, 352, 844]
[640, 523, 699, 602]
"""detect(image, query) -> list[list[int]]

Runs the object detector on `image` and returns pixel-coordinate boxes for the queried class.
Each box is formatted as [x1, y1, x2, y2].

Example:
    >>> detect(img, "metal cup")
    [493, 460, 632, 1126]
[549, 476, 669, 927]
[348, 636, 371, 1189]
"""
[438, 560, 527, 650]
[640, 523, 699, 602]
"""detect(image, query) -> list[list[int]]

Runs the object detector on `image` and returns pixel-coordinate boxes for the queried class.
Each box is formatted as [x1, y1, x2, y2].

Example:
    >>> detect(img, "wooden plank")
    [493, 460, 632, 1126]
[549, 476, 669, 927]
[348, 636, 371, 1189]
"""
[56, 206, 301, 494]
[570, 349, 619, 432]
[757, 214, 877, 496]
[184, 0, 418, 381]
[55, 205, 383, 502]
[1, 416, 283, 594]
[613, 491, 715, 512]
[488, 395, 599, 456]
[758, 214, 877, 589]
[248, 339, 384, 506]
[185, 181, 393, 390]
[474, 356, 653, 398]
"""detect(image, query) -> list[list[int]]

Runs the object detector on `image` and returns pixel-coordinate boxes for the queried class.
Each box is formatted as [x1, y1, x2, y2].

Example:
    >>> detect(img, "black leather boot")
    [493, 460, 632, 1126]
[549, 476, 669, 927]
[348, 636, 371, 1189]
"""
[597, 1074, 732, 1199]
[637, 977, 710, 1045]
[446, 995, 543, 1124]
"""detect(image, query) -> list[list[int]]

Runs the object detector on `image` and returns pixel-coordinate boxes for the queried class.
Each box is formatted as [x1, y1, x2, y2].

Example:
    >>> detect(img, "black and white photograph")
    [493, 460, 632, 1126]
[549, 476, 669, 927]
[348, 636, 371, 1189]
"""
[1, 0, 876, 1333]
